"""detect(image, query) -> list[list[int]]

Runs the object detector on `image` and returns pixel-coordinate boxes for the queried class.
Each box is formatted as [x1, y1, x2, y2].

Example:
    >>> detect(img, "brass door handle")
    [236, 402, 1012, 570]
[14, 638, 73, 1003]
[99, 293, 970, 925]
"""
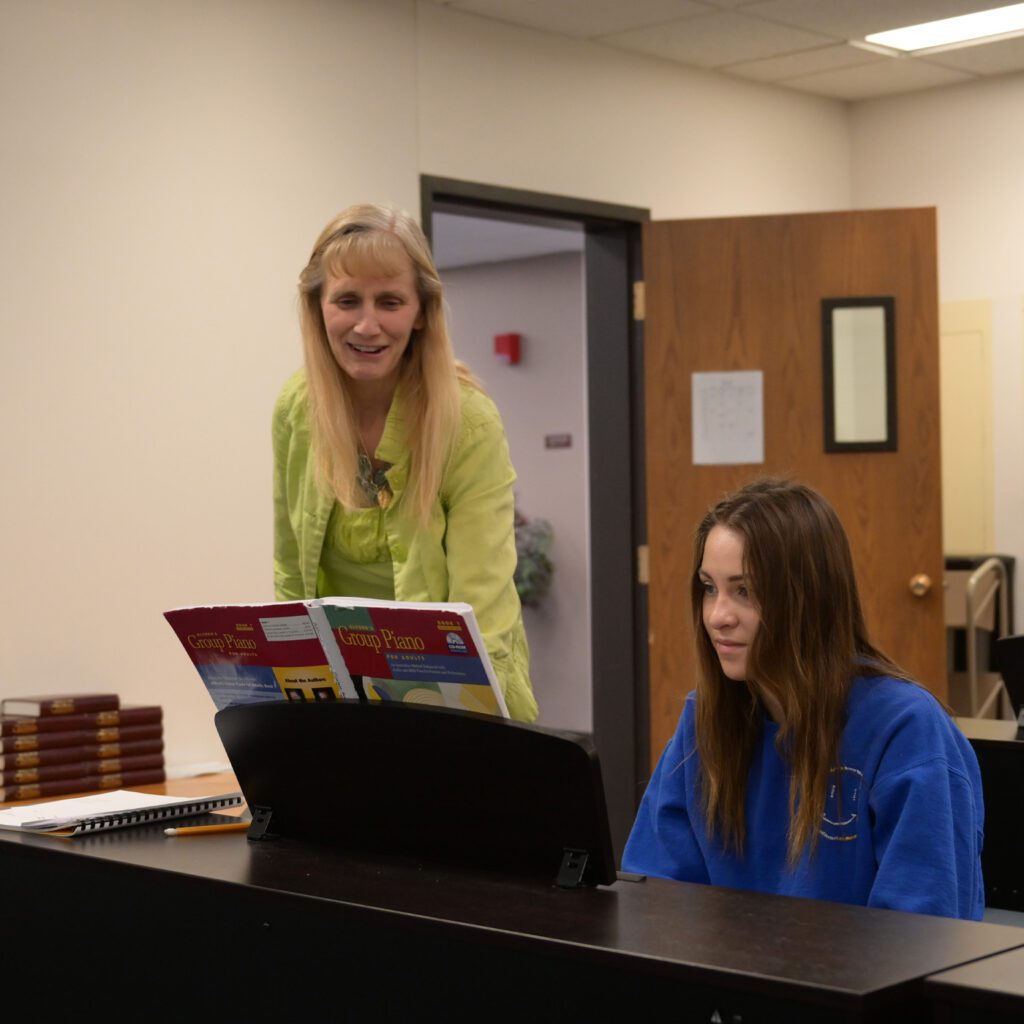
[909, 573, 932, 597]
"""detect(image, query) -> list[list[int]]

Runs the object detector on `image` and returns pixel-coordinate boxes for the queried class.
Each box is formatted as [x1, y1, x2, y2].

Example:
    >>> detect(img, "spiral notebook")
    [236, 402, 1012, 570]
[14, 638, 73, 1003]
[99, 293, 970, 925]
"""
[0, 788, 243, 836]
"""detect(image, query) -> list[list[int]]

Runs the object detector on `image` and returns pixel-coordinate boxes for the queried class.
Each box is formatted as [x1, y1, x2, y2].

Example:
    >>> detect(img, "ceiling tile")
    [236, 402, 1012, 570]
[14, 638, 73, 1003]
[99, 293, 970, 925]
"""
[727, 42, 883, 82]
[686, 0, 756, 8]
[601, 9, 833, 68]
[921, 34, 1024, 74]
[445, 0, 706, 39]
[782, 56, 975, 101]
[743, 0, 1004, 40]
[434, 0, 1024, 99]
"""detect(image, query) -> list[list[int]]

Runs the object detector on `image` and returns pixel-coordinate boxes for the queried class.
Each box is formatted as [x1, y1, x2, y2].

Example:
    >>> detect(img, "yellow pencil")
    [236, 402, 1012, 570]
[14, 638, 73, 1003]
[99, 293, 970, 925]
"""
[164, 820, 250, 837]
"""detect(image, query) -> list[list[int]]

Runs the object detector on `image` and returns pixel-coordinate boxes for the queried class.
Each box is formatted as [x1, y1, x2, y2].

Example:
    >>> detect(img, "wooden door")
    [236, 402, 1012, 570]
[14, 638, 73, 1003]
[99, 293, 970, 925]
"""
[644, 209, 945, 764]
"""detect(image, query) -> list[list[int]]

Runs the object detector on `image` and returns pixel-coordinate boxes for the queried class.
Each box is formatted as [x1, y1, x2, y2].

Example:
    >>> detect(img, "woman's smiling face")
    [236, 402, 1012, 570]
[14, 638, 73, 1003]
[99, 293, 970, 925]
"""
[320, 255, 423, 394]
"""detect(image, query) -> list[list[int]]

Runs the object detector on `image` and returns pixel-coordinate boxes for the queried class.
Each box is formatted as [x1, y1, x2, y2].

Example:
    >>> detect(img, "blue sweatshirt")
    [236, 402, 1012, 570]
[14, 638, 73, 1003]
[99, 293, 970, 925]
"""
[623, 676, 985, 919]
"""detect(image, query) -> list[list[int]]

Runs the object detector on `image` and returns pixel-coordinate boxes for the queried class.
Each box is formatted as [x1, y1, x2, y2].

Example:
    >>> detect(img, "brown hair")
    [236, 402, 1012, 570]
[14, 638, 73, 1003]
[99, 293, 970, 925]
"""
[297, 203, 479, 524]
[691, 478, 907, 865]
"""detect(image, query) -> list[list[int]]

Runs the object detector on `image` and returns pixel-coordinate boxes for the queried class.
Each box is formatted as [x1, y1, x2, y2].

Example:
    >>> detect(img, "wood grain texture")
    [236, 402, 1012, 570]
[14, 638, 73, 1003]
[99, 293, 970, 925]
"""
[644, 209, 945, 766]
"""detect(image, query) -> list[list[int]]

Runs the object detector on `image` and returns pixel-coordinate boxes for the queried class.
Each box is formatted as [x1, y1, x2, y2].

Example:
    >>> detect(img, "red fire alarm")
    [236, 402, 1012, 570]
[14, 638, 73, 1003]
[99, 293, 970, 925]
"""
[494, 332, 521, 366]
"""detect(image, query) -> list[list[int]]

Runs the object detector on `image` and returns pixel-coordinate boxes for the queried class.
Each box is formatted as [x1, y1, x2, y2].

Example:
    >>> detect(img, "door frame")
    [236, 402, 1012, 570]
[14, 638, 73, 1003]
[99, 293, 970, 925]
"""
[421, 176, 650, 856]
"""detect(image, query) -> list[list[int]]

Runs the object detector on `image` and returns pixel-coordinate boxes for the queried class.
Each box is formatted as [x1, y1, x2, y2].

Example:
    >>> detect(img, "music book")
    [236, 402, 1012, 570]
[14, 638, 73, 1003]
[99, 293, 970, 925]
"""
[0, 788, 243, 837]
[165, 597, 509, 718]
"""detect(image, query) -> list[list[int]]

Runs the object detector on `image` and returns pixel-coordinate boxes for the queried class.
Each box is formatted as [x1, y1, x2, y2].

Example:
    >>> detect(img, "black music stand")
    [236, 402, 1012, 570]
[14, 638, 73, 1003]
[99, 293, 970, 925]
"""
[215, 700, 617, 887]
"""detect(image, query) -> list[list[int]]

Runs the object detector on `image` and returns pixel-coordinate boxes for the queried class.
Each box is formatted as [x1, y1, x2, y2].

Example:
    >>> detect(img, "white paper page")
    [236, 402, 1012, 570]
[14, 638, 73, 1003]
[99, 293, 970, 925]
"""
[0, 790, 192, 829]
[692, 370, 765, 465]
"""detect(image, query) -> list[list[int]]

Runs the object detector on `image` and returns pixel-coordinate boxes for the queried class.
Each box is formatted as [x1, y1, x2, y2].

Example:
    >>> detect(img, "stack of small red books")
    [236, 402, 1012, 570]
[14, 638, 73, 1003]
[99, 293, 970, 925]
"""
[0, 694, 164, 802]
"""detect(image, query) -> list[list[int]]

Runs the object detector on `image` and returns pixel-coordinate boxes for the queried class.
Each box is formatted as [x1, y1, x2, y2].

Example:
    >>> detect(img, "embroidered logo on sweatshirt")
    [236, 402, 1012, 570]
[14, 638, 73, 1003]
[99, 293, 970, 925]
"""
[820, 765, 863, 842]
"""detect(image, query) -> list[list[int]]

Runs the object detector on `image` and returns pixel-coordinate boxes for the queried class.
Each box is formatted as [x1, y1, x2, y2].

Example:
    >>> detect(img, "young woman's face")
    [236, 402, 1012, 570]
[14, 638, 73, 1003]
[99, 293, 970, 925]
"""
[699, 525, 760, 681]
[320, 255, 423, 394]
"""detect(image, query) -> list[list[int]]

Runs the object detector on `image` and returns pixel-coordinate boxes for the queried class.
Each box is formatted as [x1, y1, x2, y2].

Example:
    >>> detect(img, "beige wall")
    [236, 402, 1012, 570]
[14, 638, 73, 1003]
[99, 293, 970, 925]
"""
[940, 301, 995, 555]
[444, 252, 590, 733]
[851, 75, 1024, 625]
[7, 0, 953, 771]
[416, 2, 850, 218]
[1, 0, 422, 766]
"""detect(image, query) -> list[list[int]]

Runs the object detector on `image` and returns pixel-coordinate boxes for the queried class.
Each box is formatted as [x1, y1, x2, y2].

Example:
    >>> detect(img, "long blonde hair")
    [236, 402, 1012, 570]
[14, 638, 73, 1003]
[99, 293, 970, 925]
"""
[691, 478, 908, 865]
[297, 203, 479, 524]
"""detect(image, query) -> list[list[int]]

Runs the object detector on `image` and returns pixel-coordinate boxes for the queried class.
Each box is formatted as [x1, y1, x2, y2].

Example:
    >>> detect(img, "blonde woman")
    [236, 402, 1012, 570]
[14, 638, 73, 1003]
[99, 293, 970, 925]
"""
[273, 204, 537, 722]
[624, 478, 984, 919]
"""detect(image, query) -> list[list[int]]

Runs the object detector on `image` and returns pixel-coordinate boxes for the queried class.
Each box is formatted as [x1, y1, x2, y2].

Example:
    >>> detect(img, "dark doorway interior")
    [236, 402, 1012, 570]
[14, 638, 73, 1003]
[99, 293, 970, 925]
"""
[421, 176, 649, 858]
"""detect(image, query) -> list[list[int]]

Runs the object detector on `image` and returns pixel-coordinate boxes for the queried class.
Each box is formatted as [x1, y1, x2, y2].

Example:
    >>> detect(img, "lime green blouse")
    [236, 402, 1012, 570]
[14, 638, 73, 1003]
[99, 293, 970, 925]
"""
[272, 371, 537, 722]
[316, 503, 395, 601]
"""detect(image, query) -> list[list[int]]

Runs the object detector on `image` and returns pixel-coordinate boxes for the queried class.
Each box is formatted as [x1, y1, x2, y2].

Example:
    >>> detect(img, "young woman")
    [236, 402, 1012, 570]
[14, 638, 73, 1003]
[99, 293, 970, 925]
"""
[273, 203, 537, 722]
[623, 478, 984, 919]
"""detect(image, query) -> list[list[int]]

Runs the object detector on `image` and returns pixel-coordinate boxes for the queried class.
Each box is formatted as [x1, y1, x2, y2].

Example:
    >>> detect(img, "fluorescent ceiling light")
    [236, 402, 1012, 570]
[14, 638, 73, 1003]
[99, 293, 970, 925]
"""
[864, 3, 1024, 53]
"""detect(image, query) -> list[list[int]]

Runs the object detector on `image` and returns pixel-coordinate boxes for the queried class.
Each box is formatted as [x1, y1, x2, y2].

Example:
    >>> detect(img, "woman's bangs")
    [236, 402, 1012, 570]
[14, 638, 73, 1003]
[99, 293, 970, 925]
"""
[324, 230, 409, 281]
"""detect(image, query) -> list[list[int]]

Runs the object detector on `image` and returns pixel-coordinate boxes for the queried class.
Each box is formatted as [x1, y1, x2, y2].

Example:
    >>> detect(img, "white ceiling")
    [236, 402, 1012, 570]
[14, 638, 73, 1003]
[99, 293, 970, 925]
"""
[431, 0, 1024, 101]
[431, 3, 1024, 268]
[433, 211, 584, 270]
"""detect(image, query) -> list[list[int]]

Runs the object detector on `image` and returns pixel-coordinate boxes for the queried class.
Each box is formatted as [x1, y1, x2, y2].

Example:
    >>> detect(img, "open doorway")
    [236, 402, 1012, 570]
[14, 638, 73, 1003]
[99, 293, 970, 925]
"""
[422, 177, 648, 856]
[433, 207, 590, 731]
